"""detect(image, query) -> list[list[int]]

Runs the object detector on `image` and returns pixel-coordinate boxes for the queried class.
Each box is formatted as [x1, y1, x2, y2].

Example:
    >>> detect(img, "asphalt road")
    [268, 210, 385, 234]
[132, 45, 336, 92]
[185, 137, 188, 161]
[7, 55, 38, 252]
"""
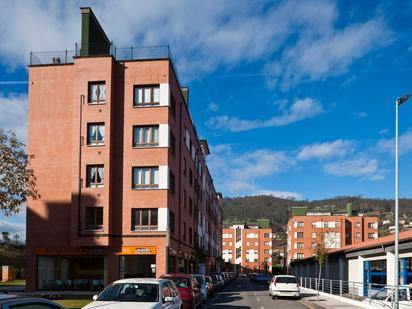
[205, 277, 311, 309]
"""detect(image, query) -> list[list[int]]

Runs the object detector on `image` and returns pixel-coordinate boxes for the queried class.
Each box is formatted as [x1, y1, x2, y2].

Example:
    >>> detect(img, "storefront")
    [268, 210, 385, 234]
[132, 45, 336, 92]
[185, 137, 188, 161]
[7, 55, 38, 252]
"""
[119, 246, 157, 278]
[36, 247, 109, 291]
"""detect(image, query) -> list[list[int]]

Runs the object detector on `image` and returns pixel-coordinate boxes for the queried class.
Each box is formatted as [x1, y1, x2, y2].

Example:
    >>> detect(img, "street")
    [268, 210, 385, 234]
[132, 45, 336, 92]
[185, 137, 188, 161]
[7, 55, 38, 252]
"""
[206, 278, 310, 309]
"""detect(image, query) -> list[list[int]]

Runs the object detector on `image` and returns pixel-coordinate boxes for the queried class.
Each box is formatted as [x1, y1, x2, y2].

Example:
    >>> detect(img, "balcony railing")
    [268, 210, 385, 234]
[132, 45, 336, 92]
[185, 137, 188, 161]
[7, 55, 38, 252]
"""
[30, 43, 181, 85]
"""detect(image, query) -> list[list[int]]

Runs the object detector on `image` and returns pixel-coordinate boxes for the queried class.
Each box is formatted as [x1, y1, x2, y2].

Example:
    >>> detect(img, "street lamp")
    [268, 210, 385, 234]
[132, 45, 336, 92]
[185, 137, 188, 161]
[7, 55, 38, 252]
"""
[394, 94, 410, 309]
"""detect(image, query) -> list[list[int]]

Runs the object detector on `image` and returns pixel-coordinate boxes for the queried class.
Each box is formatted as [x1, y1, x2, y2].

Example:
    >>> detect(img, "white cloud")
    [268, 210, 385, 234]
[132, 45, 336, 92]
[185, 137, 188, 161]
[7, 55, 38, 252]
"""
[0, 0, 391, 85]
[297, 139, 354, 160]
[0, 93, 28, 143]
[323, 157, 383, 180]
[354, 112, 368, 119]
[377, 129, 412, 155]
[207, 102, 219, 112]
[207, 144, 298, 196]
[207, 97, 323, 132]
[379, 128, 389, 135]
[266, 18, 392, 90]
[253, 189, 302, 200]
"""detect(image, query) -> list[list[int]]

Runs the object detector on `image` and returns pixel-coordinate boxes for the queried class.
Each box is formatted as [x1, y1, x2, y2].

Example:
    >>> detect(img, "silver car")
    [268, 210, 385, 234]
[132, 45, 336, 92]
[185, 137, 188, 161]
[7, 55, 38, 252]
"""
[83, 278, 183, 309]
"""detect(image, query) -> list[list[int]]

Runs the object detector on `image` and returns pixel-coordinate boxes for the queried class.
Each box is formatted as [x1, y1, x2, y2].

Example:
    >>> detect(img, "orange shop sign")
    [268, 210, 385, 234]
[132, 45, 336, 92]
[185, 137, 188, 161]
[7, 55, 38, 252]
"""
[120, 246, 157, 255]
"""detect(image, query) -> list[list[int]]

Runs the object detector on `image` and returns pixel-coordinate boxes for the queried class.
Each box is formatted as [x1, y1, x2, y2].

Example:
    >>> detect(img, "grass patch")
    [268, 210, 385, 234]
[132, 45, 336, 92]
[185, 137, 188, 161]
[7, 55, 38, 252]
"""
[55, 299, 92, 309]
[0, 279, 25, 286]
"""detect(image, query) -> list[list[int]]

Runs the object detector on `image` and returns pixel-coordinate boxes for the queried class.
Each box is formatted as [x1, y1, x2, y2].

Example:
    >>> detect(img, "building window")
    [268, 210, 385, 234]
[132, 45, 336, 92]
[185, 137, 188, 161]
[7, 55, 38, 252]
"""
[131, 208, 158, 231]
[254, 242, 258, 246]
[86, 165, 104, 188]
[88, 82, 106, 104]
[368, 233, 376, 239]
[297, 242, 304, 248]
[296, 232, 304, 239]
[87, 123, 105, 145]
[264, 241, 271, 246]
[189, 227, 193, 244]
[85, 207, 103, 230]
[169, 171, 175, 194]
[169, 211, 175, 235]
[132, 167, 159, 189]
[183, 190, 186, 209]
[183, 158, 187, 176]
[170, 94, 176, 117]
[355, 222, 361, 228]
[246, 242, 250, 246]
[264, 233, 270, 238]
[368, 222, 377, 229]
[296, 222, 304, 227]
[312, 232, 317, 239]
[134, 85, 160, 106]
[133, 126, 159, 147]
[356, 232, 361, 238]
[264, 249, 270, 254]
[189, 169, 193, 186]
[189, 198, 193, 215]
[183, 223, 186, 241]
[170, 131, 176, 155]
[297, 253, 304, 259]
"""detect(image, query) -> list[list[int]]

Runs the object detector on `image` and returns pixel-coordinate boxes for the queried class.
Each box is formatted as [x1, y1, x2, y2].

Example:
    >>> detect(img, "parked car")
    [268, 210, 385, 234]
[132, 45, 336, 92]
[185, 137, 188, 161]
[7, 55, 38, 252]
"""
[362, 286, 411, 309]
[269, 275, 300, 299]
[249, 273, 259, 282]
[238, 273, 247, 278]
[255, 274, 272, 284]
[192, 274, 208, 303]
[205, 276, 215, 296]
[83, 278, 182, 309]
[211, 275, 224, 292]
[0, 295, 64, 309]
[161, 273, 201, 309]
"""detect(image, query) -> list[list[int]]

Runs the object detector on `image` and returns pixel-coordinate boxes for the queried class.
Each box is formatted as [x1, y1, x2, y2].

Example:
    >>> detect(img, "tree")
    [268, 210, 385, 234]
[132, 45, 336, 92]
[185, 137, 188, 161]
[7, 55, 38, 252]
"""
[0, 130, 39, 215]
[313, 242, 328, 300]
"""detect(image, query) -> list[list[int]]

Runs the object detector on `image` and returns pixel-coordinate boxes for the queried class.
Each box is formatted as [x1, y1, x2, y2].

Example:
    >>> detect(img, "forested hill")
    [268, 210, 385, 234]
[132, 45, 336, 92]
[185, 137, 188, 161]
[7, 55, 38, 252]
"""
[222, 195, 412, 236]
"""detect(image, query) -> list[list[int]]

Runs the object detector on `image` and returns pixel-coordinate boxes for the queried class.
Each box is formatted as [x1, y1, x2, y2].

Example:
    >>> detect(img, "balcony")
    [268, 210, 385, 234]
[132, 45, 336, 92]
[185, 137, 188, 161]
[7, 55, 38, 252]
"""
[30, 43, 181, 85]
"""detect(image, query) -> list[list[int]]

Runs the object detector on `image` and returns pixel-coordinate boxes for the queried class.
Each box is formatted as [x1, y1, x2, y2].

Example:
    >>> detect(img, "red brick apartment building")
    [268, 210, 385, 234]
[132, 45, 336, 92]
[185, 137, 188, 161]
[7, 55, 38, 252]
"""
[222, 224, 273, 274]
[26, 8, 222, 291]
[287, 205, 378, 265]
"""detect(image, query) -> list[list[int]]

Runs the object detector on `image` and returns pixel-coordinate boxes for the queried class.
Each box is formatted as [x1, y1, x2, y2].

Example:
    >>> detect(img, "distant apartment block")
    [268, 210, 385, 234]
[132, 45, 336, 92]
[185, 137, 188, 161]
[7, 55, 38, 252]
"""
[26, 7, 222, 292]
[287, 204, 378, 264]
[222, 223, 273, 273]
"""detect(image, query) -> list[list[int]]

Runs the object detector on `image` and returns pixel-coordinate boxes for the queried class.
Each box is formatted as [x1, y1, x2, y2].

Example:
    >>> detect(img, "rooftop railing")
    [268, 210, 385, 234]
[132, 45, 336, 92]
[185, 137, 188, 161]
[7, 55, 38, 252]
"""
[30, 43, 181, 84]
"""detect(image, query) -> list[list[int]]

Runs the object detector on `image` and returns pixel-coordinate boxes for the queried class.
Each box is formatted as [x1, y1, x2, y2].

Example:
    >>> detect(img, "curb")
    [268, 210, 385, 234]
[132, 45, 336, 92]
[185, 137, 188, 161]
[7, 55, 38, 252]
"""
[300, 298, 328, 309]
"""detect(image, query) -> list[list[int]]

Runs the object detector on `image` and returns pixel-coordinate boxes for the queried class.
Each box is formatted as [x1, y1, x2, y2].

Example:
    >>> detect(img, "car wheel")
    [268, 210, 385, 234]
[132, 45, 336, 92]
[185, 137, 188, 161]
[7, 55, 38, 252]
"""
[296, 296, 301, 300]
[272, 295, 277, 300]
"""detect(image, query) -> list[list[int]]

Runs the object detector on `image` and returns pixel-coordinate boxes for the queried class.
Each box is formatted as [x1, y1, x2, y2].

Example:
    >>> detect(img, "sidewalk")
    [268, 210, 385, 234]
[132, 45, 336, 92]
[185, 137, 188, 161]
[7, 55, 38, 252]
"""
[301, 288, 363, 309]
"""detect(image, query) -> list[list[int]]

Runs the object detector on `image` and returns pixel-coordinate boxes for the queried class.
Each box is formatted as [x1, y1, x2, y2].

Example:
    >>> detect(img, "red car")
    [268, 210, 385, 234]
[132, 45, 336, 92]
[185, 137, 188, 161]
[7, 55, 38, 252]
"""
[160, 274, 201, 309]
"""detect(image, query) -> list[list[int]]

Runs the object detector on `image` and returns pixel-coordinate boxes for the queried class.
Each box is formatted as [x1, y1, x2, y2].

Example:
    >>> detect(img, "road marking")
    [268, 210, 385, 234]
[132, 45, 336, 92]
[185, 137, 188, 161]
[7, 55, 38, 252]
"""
[254, 292, 257, 296]
[257, 297, 260, 302]
[260, 306, 264, 309]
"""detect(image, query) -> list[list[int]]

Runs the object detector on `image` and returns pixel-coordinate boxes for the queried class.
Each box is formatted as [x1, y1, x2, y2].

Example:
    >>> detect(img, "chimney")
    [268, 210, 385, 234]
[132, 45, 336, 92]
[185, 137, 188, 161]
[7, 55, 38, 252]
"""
[80, 7, 111, 56]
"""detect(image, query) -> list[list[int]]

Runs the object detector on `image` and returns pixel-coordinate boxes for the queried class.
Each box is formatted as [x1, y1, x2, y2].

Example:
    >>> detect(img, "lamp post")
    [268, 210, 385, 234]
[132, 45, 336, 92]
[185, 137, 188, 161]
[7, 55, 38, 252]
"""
[394, 94, 410, 309]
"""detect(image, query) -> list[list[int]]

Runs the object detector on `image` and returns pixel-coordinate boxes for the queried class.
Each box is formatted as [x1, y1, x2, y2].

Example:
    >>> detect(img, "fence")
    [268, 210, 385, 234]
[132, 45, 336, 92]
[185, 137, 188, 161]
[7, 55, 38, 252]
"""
[299, 277, 412, 309]
[30, 43, 182, 85]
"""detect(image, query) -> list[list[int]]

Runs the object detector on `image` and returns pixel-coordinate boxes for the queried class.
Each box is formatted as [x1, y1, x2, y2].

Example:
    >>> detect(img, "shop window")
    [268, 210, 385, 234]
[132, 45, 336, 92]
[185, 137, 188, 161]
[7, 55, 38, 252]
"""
[37, 256, 107, 291]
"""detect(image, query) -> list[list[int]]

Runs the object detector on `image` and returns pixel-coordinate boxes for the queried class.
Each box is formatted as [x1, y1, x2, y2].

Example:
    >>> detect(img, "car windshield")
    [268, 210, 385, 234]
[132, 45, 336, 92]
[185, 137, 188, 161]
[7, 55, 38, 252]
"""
[167, 277, 190, 288]
[276, 277, 297, 284]
[98, 283, 159, 302]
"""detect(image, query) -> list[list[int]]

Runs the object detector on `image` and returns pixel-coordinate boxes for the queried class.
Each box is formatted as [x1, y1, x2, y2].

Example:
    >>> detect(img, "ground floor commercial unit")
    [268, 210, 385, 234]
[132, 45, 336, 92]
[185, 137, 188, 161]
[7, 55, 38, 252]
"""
[27, 237, 221, 291]
[290, 230, 412, 296]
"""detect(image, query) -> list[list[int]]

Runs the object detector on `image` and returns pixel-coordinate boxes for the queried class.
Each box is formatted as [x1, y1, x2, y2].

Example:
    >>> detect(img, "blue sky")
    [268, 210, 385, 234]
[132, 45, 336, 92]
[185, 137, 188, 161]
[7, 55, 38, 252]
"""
[1, 0, 412, 238]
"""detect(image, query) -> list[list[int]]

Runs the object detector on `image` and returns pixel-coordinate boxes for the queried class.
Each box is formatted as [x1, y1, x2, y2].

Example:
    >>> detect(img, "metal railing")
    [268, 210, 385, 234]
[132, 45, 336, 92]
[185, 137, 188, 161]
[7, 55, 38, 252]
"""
[298, 277, 412, 308]
[30, 43, 182, 85]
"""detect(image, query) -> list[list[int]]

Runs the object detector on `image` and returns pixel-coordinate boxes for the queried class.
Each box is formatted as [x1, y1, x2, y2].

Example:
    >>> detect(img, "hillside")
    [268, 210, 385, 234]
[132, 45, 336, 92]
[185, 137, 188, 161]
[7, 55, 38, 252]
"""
[222, 195, 412, 237]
